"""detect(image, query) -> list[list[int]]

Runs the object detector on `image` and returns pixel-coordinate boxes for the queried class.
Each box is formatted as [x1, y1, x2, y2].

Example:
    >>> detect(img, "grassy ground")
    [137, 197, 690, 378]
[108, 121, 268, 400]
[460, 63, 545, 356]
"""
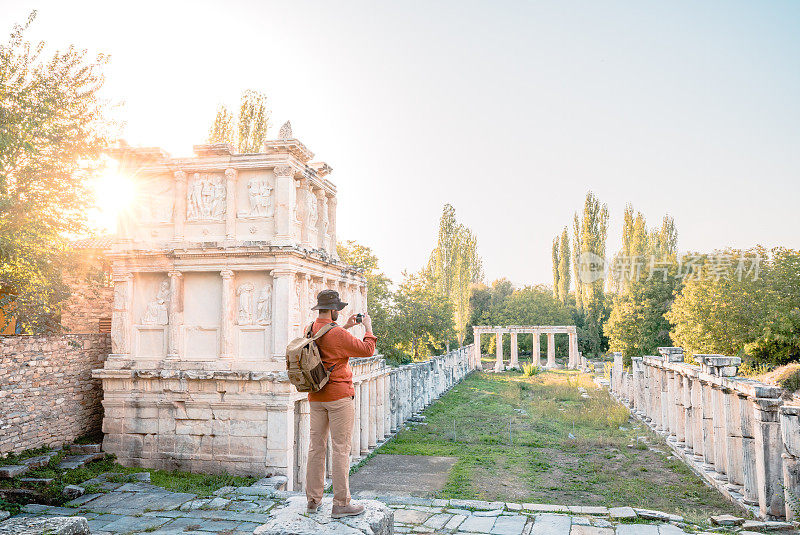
[376, 368, 741, 524]
[0, 446, 256, 515]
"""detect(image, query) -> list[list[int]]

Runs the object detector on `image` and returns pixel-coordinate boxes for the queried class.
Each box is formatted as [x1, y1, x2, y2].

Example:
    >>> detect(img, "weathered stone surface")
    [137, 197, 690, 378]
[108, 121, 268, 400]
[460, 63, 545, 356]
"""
[254, 496, 393, 535]
[62, 484, 85, 499]
[0, 512, 7, 522]
[633, 508, 683, 522]
[0, 516, 89, 534]
[608, 506, 637, 520]
[529, 513, 571, 535]
[710, 514, 744, 526]
[0, 465, 28, 478]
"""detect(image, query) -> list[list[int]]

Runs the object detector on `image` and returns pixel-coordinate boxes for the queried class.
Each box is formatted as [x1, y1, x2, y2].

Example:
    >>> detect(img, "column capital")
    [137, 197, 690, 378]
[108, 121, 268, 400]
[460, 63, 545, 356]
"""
[225, 167, 237, 180]
[272, 268, 297, 278]
[274, 164, 294, 177]
[168, 270, 183, 279]
[174, 169, 187, 181]
[220, 269, 234, 279]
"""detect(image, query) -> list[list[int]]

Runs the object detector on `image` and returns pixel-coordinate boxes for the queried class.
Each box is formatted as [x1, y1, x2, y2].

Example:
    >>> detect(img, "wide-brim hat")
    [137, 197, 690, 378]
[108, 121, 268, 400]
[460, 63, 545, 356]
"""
[312, 289, 348, 311]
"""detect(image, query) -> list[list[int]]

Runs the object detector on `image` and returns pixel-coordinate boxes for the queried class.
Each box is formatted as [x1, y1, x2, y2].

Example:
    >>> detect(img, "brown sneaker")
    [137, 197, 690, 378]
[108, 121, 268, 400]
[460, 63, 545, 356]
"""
[306, 500, 320, 513]
[331, 502, 365, 519]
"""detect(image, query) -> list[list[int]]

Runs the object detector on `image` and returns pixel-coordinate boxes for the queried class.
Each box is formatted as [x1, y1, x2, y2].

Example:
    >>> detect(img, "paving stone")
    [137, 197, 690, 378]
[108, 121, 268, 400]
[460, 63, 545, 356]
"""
[657, 525, 687, 535]
[254, 497, 393, 535]
[0, 465, 29, 478]
[393, 508, 431, 523]
[446, 514, 468, 530]
[474, 508, 504, 517]
[57, 454, 104, 470]
[18, 477, 55, 484]
[634, 509, 683, 522]
[616, 525, 660, 535]
[86, 514, 126, 530]
[572, 516, 592, 525]
[451, 499, 506, 510]
[62, 485, 85, 499]
[529, 513, 571, 535]
[99, 514, 171, 532]
[65, 493, 104, 507]
[608, 506, 637, 520]
[570, 526, 613, 535]
[523, 503, 569, 513]
[21, 453, 59, 469]
[763, 520, 796, 530]
[491, 514, 528, 535]
[68, 444, 102, 454]
[506, 502, 523, 511]
[459, 514, 496, 532]
[568, 506, 608, 515]
[0, 516, 89, 534]
[423, 513, 452, 529]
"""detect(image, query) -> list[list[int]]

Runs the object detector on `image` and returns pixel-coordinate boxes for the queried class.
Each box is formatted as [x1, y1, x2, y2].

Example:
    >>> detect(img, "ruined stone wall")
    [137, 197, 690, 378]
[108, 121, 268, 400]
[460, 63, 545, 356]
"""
[61, 272, 114, 334]
[608, 347, 800, 521]
[0, 334, 110, 454]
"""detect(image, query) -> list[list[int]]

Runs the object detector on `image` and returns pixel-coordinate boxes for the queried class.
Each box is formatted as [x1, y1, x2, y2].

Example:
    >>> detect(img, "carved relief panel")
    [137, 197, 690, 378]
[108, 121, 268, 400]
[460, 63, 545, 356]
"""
[132, 274, 170, 359]
[187, 173, 226, 221]
[235, 271, 273, 360]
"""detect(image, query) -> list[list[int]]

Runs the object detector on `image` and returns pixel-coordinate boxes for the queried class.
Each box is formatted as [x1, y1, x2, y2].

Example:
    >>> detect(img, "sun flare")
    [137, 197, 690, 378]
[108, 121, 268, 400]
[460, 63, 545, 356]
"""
[90, 165, 138, 233]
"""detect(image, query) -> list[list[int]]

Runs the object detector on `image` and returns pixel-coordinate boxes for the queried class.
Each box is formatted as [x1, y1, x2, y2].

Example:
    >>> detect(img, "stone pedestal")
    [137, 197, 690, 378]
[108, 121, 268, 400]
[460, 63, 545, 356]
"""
[253, 496, 394, 535]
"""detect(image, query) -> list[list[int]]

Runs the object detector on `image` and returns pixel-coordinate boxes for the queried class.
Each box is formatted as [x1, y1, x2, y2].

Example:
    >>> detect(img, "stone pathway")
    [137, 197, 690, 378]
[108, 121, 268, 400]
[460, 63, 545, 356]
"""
[3, 471, 798, 534]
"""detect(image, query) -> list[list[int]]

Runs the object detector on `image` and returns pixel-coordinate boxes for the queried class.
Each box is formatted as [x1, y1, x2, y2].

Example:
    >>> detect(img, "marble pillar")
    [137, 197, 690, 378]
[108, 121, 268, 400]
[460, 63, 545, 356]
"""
[328, 196, 337, 256]
[383, 373, 391, 438]
[474, 332, 481, 369]
[166, 270, 183, 360]
[494, 332, 504, 372]
[712, 384, 729, 480]
[753, 396, 785, 518]
[316, 189, 329, 251]
[352, 381, 361, 461]
[546, 332, 555, 368]
[741, 393, 758, 505]
[273, 165, 294, 245]
[360, 380, 369, 455]
[224, 168, 236, 240]
[532, 331, 541, 367]
[510, 332, 519, 369]
[220, 269, 234, 360]
[568, 332, 578, 369]
[376, 373, 385, 441]
[368, 377, 377, 448]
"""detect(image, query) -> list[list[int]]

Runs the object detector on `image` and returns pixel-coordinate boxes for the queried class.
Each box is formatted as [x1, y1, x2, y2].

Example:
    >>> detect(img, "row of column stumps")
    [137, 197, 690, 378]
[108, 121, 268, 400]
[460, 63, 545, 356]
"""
[472, 326, 583, 372]
[609, 347, 800, 522]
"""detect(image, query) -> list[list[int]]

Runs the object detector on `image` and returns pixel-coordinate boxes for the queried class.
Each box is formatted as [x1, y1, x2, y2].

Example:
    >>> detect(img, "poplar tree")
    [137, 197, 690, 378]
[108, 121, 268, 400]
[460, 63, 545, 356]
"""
[558, 227, 570, 304]
[572, 214, 583, 312]
[207, 89, 270, 153]
[551, 237, 560, 299]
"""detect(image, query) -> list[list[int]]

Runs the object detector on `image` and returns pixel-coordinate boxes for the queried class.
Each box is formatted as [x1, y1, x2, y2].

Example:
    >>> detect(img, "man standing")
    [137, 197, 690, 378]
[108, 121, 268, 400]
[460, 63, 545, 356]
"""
[306, 289, 377, 518]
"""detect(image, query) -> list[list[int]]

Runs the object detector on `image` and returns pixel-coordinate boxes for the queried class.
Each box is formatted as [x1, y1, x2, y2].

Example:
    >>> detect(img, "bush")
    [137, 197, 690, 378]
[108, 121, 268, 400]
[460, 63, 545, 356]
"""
[522, 363, 541, 377]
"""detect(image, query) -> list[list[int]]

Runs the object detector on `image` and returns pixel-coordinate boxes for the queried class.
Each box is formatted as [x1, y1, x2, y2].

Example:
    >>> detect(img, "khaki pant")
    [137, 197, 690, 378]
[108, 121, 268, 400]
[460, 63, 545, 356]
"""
[306, 396, 354, 506]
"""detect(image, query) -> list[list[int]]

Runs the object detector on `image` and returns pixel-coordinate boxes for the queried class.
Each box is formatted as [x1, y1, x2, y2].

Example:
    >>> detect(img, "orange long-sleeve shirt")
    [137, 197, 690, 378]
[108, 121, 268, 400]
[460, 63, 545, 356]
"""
[308, 318, 378, 402]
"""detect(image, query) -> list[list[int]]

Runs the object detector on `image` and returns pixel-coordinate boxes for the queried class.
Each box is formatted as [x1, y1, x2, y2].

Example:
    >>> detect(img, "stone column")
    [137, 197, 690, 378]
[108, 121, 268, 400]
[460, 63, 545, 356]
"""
[369, 376, 377, 448]
[360, 380, 369, 455]
[494, 331, 504, 372]
[316, 189, 329, 251]
[682, 373, 693, 453]
[297, 179, 312, 248]
[328, 195, 337, 257]
[383, 373, 391, 438]
[220, 269, 234, 360]
[781, 406, 800, 521]
[271, 269, 294, 359]
[532, 331, 541, 367]
[510, 332, 519, 369]
[173, 170, 187, 241]
[224, 168, 237, 240]
[166, 270, 183, 361]
[296, 400, 310, 491]
[711, 383, 729, 480]
[700, 379, 716, 469]
[568, 332, 578, 369]
[352, 381, 361, 462]
[724, 383, 744, 491]
[753, 395, 785, 518]
[674, 371, 686, 446]
[273, 165, 294, 245]
[740, 391, 758, 505]
[376, 372, 385, 441]
[546, 332, 556, 368]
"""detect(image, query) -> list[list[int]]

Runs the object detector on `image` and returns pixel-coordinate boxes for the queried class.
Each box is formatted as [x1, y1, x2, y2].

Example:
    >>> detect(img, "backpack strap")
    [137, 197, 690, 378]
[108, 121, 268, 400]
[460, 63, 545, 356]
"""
[311, 322, 337, 341]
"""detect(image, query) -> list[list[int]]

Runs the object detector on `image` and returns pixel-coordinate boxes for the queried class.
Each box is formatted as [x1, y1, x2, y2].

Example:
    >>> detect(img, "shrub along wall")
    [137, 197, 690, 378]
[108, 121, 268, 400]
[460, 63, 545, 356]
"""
[0, 334, 109, 454]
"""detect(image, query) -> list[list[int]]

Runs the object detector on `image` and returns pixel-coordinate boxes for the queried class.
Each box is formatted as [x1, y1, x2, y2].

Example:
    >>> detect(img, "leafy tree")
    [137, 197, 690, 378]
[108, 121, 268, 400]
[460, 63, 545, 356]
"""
[667, 247, 800, 365]
[207, 89, 270, 153]
[0, 12, 111, 332]
[558, 227, 570, 304]
[426, 204, 483, 344]
[390, 271, 455, 361]
[337, 240, 393, 358]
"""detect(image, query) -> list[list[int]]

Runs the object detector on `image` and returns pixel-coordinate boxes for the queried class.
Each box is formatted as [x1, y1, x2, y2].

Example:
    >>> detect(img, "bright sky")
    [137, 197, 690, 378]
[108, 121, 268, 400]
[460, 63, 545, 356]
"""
[4, 1, 799, 286]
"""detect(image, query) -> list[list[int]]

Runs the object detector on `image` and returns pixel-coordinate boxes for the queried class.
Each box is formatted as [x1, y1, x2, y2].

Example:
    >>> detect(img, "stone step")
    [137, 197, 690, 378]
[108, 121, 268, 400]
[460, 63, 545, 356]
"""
[0, 465, 29, 478]
[0, 515, 89, 534]
[67, 444, 102, 454]
[56, 452, 104, 470]
[18, 477, 54, 485]
[21, 451, 60, 469]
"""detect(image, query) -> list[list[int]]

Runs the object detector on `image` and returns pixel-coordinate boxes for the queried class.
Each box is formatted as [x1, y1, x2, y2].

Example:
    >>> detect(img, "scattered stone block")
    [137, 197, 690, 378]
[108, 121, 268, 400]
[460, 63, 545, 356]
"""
[0, 515, 89, 534]
[710, 514, 744, 526]
[21, 453, 58, 469]
[634, 508, 684, 522]
[0, 512, 7, 522]
[57, 453, 104, 470]
[0, 465, 28, 478]
[132, 471, 151, 482]
[18, 477, 54, 485]
[608, 506, 637, 520]
[764, 520, 796, 530]
[62, 485, 85, 499]
[68, 444, 101, 454]
[253, 475, 289, 491]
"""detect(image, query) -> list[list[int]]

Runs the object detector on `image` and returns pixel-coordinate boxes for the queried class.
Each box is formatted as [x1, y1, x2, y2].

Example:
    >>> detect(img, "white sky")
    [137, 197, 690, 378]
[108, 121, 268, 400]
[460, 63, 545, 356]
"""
[4, 1, 799, 286]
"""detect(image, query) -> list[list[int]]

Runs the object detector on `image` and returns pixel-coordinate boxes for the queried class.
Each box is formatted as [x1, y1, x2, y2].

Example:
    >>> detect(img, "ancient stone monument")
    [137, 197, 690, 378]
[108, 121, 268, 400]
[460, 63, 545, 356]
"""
[473, 325, 580, 371]
[93, 129, 370, 488]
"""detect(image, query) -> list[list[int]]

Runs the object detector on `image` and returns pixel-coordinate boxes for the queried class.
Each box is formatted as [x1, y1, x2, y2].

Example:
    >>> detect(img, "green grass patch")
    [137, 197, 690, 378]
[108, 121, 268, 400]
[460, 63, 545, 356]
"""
[373, 369, 740, 523]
